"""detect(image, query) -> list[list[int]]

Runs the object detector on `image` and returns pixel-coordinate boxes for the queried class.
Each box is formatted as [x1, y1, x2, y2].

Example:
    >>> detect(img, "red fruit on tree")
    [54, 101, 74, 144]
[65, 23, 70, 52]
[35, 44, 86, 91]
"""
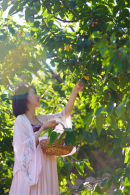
[91, 22, 95, 27]
[113, 184, 116, 187]
[18, 32, 22, 36]
[119, 52, 121, 58]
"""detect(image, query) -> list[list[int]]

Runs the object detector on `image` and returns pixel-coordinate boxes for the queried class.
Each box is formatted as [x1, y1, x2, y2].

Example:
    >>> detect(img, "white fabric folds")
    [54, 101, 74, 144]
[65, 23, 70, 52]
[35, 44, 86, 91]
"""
[12, 108, 76, 187]
[13, 115, 42, 186]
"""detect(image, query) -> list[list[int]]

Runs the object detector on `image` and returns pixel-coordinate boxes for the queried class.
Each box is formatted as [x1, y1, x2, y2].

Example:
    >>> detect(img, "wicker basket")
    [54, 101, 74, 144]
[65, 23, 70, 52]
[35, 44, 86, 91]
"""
[39, 122, 73, 156]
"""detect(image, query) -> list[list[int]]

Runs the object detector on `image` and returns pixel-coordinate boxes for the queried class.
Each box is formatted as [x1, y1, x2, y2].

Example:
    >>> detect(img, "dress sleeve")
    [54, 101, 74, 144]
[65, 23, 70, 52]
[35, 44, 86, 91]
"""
[13, 116, 42, 186]
[46, 107, 72, 134]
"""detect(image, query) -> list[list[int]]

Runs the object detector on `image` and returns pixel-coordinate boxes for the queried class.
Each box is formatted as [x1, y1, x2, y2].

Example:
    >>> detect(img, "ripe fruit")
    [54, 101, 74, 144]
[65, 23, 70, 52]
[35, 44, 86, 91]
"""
[96, 19, 98, 21]
[108, 93, 111, 95]
[83, 75, 90, 80]
[110, 142, 113, 145]
[79, 66, 80, 68]
[18, 32, 22, 36]
[65, 44, 69, 51]
[85, 92, 87, 94]
[60, 5, 63, 7]
[91, 86, 93, 88]
[81, 65, 83, 69]
[88, 83, 90, 85]
[92, 44, 94, 48]
[76, 84, 80, 88]
[95, 22, 98, 24]
[119, 52, 121, 58]
[113, 184, 116, 187]
[83, 33, 85, 36]
[91, 22, 95, 27]
[72, 66, 75, 68]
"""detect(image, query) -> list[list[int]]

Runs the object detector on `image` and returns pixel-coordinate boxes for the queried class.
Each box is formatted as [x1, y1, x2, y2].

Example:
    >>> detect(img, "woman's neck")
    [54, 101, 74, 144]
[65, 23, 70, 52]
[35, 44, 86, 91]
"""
[25, 107, 36, 120]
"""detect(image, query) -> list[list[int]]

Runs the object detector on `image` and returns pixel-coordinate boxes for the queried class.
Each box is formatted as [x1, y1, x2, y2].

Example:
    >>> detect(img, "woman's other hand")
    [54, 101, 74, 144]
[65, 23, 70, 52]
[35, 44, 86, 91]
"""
[73, 80, 84, 94]
[42, 120, 59, 131]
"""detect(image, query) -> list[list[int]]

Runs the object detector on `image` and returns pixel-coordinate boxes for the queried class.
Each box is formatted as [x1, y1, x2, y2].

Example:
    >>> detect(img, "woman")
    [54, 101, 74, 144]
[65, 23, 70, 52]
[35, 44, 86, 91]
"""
[9, 80, 84, 195]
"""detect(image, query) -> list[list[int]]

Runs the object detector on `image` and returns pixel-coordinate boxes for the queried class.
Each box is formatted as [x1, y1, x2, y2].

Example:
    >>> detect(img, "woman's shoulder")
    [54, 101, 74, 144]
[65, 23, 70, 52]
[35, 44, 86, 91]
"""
[14, 114, 26, 124]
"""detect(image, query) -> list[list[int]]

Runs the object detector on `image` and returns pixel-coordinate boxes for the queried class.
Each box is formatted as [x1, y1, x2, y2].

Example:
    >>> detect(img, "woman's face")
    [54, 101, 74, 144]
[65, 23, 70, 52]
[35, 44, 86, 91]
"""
[27, 88, 40, 108]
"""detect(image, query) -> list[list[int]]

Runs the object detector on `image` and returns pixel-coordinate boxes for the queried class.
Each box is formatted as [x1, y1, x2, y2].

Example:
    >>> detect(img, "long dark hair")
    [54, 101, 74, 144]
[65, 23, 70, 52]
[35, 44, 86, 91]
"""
[12, 84, 36, 117]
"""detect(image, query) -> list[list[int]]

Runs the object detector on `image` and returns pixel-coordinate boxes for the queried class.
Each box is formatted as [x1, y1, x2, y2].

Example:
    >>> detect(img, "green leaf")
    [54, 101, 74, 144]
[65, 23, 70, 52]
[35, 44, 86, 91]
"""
[96, 114, 105, 136]
[75, 162, 84, 176]
[65, 135, 71, 146]
[113, 58, 122, 75]
[107, 104, 114, 114]
[113, 138, 121, 147]
[65, 127, 72, 132]
[95, 106, 104, 117]
[25, 9, 29, 23]
[56, 132, 66, 148]
[66, 156, 74, 167]
[126, 124, 130, 132]
[108, 79, 117, 91]
[108, 115, 118, 129]
[65, 131, 76, 145]
[116, 103, 124, 118]
[122, 95, 128, 106]
[57, 156, 64, 172]
[8, 27, 15, 35]
[2, 0, 8, 12]
[84, 159, 95, 173]
[69, 0, 76, 9]
[99, 39, 108, 57]
[64, 162, 72, 173]
[91, 132, 97, 143]
[77, 184, 84, 193]
[84, 112, 92, 123]
[110, 32, 116, 43]
[87, 18, 93, 27]
[99, 85, 103, 94]
[0, 9, 3, 17]
[34, 21, 40, 28]
[69, 131, 76, 145]
[101, 178, 108, 187]
[107, 23, 114, 32]
[50, 131, 57, 145]
[85, 113, 93, 131]
[8, 4, 19, 15]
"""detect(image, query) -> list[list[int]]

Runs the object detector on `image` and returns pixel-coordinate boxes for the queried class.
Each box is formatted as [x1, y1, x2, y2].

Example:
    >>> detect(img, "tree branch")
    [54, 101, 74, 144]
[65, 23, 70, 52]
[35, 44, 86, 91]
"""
[42, 18, 76, 46]
[69, 25, 75, 32]
[42, 18, 57, 37]
[61, 0, 78, 17]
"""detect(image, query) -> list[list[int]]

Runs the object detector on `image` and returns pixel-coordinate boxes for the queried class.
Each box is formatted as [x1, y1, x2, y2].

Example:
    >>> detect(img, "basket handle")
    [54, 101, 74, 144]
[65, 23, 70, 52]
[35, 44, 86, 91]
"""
[54, 122, 65, 129]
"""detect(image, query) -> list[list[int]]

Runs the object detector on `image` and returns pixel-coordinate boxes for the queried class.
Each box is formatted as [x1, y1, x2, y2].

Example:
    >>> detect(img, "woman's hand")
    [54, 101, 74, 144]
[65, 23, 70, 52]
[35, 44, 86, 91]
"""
[42, 120, 59, 131]
[73, 80, 84, 94]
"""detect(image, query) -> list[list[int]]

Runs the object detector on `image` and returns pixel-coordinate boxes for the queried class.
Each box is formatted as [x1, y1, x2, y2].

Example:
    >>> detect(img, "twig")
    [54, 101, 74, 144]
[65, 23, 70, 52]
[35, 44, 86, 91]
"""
[61, 0, 78, 17]
[45, 6, 78, 23]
